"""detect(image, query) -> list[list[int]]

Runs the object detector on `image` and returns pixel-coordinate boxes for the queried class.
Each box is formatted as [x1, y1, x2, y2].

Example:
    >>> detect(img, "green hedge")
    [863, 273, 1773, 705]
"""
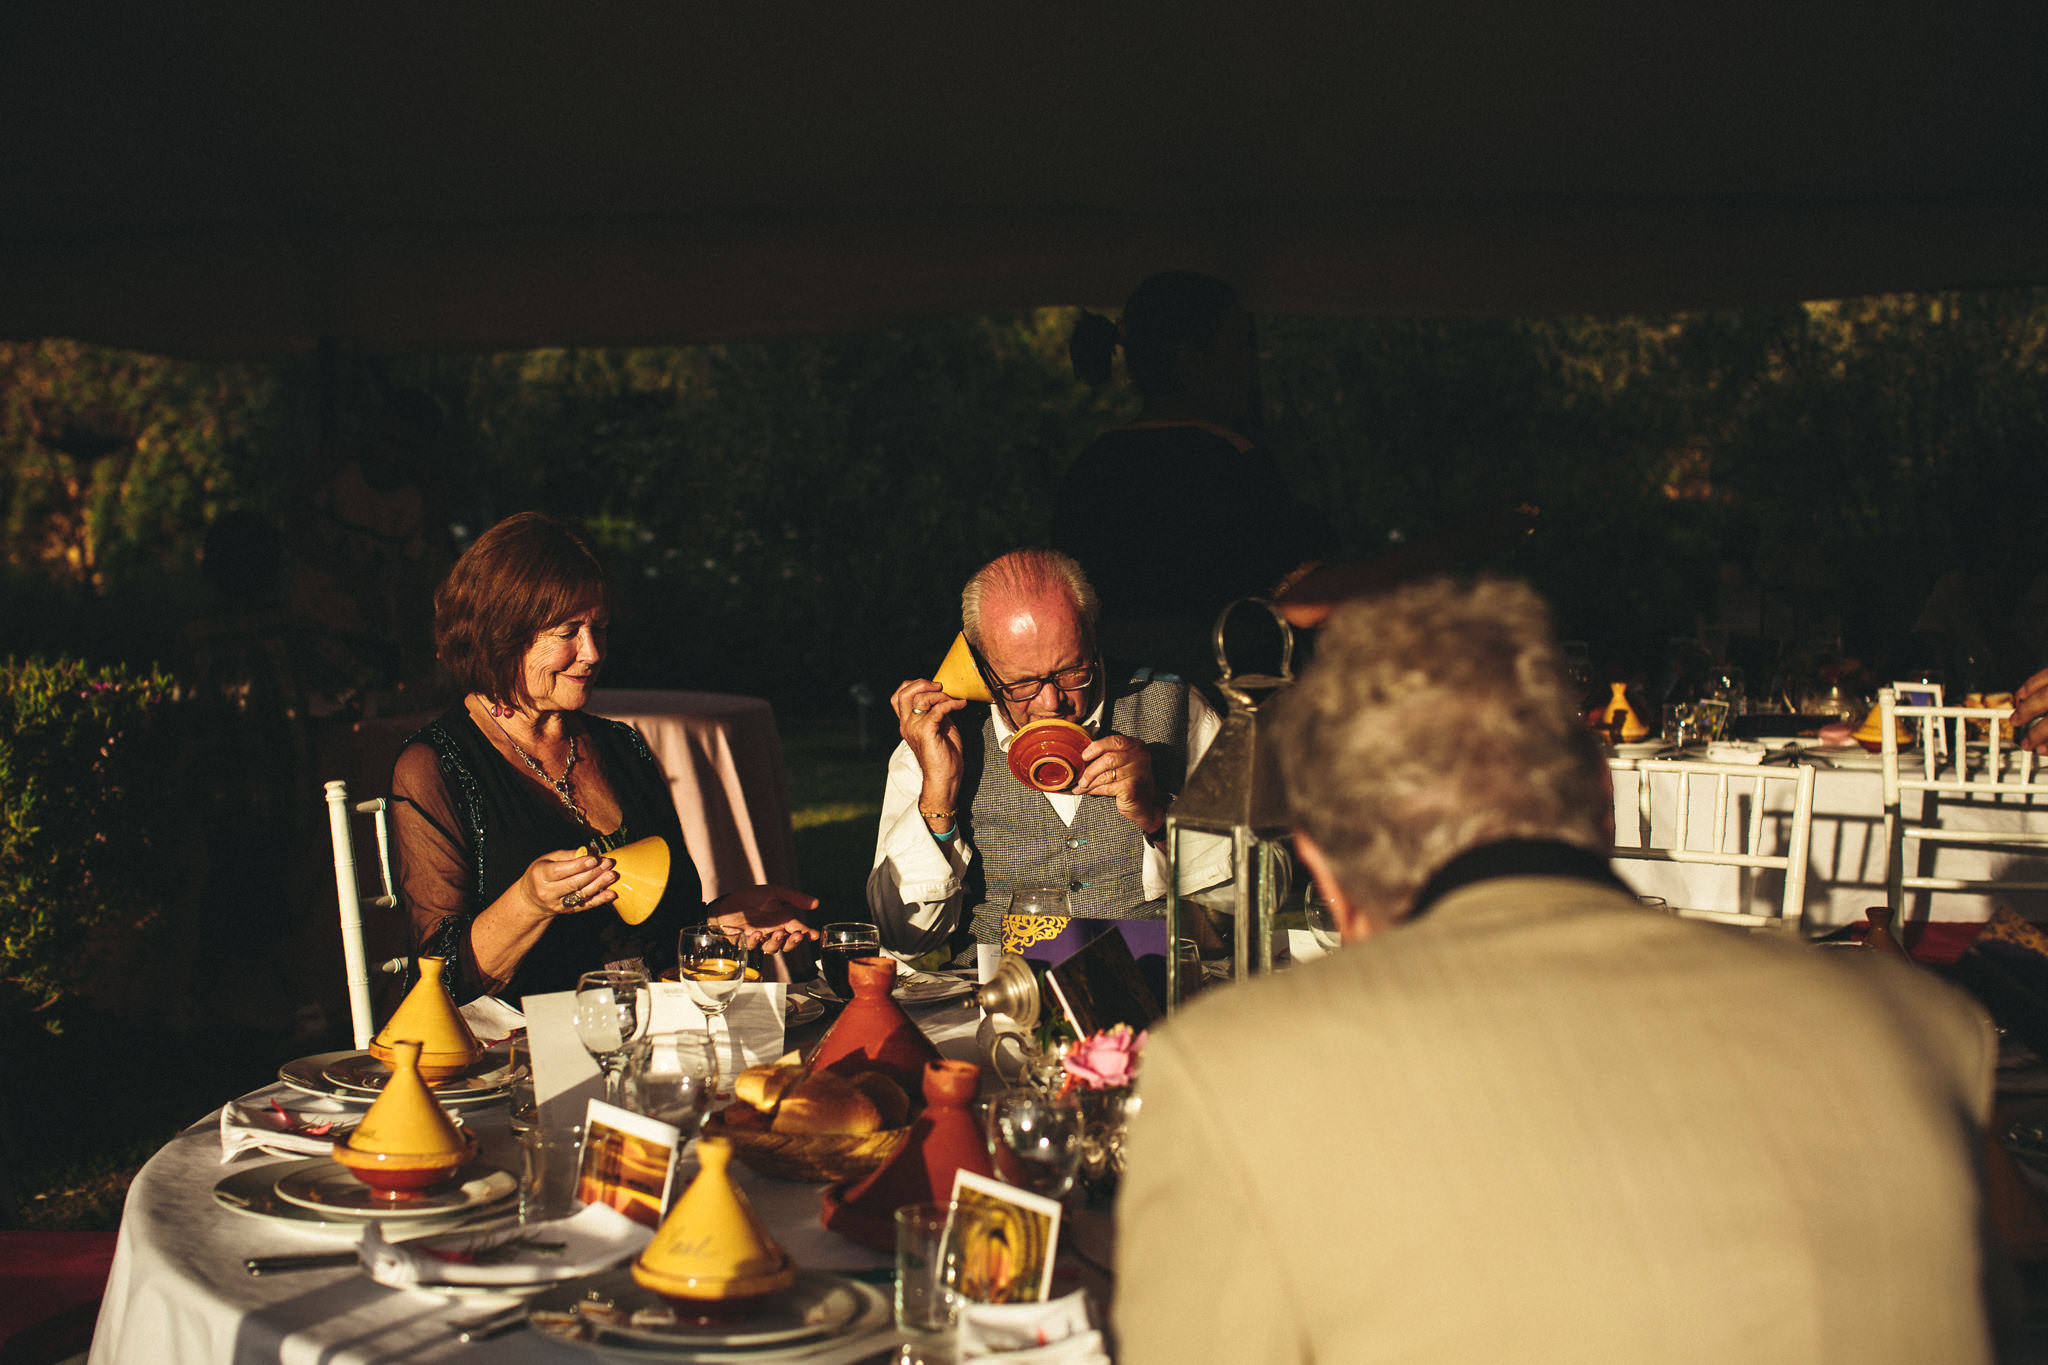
[0, 657, 175, 1019]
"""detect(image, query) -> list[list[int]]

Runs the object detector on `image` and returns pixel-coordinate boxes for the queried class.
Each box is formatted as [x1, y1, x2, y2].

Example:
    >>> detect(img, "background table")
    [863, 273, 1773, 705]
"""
[1610, 759, 2048, 931]
[89, 998, 989, 1365]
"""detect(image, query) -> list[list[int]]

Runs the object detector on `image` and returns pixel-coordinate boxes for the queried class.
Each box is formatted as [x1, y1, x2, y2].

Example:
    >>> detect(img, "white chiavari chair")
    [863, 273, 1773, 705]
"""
[1879, 689, 2048, 942]
[322, 779, 408, 1049]
[1609, 757, 1817, 933]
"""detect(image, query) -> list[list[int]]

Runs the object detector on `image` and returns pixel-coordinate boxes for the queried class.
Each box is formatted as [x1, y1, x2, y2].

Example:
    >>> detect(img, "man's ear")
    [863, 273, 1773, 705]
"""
[1295, 831, 1378, 943]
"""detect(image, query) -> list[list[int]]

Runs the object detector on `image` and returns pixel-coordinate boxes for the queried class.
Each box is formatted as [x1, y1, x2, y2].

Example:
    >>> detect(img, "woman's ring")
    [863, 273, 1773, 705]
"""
[561, 889, 585, 910]
[912, 705, 928, 715]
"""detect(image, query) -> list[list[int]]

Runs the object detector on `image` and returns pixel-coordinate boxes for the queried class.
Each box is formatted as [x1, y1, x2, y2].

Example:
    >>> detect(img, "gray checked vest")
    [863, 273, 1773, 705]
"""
[963, 671, 1194, 946]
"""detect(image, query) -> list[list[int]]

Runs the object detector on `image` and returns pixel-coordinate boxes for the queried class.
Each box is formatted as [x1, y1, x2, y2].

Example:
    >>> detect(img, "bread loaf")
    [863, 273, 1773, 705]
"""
[734, 1061, 804, 1111]
[770, 1072, 883, 1135]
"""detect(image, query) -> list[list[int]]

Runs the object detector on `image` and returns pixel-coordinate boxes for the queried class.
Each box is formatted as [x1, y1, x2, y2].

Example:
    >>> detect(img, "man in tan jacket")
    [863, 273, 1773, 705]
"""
[1116, 577, 1997, 1364]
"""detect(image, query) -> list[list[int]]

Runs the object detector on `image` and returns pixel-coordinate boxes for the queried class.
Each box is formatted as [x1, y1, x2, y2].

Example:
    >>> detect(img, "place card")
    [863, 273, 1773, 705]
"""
[951, 1169, 1062, 1304]
[577, 1099, 683, 1229]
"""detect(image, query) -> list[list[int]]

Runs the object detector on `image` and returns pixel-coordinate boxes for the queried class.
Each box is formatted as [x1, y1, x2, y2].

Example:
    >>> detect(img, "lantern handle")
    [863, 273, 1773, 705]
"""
[1209, 597, 1295, 694]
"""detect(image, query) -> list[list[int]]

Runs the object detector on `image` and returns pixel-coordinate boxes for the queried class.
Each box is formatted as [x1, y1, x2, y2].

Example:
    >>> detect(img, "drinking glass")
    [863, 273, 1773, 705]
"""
[573, 968, 649, 1105]
[1002, 886, 1070, 955]
[1302, 887, 1343, 956]
[627, 1029, 719, 1135]
[819, 921, 881, 1001]
[506, 1034, 538, 1136]
[985, 1084, 1082, 1200]
[895, 1201, 992, 1334]
[678, 924, 746, 1053]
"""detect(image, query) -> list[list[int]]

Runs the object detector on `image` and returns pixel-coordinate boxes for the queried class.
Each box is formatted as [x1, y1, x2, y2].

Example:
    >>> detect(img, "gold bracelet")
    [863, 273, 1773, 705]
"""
[920, 808, 955, 822]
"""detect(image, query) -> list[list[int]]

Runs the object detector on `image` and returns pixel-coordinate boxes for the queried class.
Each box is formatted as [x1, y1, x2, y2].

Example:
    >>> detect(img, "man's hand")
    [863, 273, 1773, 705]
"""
[708, 884, 823, 954]
[1076, 734, 1165, 834]
[2015, 667, 2048, 754]
[892, 678, 967, 829]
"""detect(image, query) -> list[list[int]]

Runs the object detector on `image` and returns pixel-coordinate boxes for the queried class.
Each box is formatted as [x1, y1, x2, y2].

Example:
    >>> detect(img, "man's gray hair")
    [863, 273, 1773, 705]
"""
[961, 548, 1101, 649]
[1275, 577, 1609, 922]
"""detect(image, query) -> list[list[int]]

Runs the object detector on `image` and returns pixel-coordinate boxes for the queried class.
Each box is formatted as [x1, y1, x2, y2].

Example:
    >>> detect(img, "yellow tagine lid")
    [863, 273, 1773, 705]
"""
[934, 632, 994, 704]
[347, 1040, 469, 1157]
[583, 834, 670, 927]
[370, 957, 481, 1080]
[633, 1137, 796, 1300]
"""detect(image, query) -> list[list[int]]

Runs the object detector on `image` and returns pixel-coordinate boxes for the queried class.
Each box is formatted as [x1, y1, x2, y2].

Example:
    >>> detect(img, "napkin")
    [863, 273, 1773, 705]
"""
[646, 983, 788, 1088]
[459, 995, 526, 1044]
[218, 1093, 356, 1163]
[360, 1202, 652, 1288]
[957, 1291, 1104, 1361]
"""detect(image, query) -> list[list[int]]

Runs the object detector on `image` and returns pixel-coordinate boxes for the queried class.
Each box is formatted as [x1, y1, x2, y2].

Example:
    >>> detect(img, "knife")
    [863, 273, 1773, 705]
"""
[242, 1208, 521, 1275]
[451, 1304, 529, 1343]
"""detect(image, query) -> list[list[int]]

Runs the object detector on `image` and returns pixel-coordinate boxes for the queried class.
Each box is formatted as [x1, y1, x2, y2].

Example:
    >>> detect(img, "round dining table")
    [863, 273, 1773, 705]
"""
[84, 993, 1089, 1365]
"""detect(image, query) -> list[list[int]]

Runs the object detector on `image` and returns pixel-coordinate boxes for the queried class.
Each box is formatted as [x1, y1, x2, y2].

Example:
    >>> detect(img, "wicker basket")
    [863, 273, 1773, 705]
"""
[700, 1111, 910, 1184]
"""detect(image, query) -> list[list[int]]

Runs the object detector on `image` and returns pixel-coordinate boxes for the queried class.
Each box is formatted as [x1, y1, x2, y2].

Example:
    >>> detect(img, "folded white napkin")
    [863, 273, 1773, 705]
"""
[957, 1291, 1102, 1360]
[459, 995, 526, 1044]
[647, 982, 788, 1088]
[360, 1202, 651, 1288]
[219, 1093, 356, 1163]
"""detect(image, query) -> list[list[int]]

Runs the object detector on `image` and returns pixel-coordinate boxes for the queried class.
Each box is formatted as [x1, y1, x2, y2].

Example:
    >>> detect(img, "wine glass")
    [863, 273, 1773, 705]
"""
[679, 924, 746, 1060]
[573, 968, 649, 1105]
[627, 1029, 719, 1136]
[819, 921, 881, 1001]
[985, 1084, 1083, 1200]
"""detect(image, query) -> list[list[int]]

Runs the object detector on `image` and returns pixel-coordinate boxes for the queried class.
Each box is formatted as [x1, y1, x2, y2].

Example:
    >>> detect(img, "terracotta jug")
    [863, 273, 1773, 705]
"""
[333, 1039, 476, 1192]
[1862, 905, 1909, 959]
[809, 956, 941, 1097]
[821, 1058, 993, 1252]
[370, 956, 481, 1084]
[633, 1136, 795, 1300]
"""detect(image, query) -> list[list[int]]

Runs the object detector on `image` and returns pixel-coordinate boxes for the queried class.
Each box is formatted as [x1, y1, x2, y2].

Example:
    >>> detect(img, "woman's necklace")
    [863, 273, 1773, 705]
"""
[480, 701, 586, 824]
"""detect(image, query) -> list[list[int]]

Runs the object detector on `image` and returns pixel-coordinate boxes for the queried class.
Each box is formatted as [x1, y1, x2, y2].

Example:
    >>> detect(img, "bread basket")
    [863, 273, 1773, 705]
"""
[699, 1111, 910, 1184]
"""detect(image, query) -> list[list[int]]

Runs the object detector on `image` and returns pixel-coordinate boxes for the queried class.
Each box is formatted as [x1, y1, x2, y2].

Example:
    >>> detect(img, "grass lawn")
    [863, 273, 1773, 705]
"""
[2, 719, 892, 1232]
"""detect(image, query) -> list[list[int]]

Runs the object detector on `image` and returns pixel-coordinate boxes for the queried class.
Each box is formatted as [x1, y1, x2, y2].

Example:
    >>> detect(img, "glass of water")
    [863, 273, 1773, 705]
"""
[984, 1084, 1083, 1200]
[627, 1029, 719, 1135]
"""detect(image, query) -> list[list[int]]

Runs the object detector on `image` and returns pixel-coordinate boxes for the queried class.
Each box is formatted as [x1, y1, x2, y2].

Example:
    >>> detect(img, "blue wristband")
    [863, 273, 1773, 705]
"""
[932, 823, 958, 843]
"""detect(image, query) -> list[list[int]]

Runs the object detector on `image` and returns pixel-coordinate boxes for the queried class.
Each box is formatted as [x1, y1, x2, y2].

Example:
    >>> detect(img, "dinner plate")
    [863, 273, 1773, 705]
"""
[893, 971, 976, 1006]
[278, 1050, 510, 1104]
[212, 1161, 517, 1235]
[1815, 746, 1889, 771]
[273, 1158, 518, 1219]
[1609, 740, 1672, 759]
[525, 1267, 880, 1354]
[321, 1052, 513, 1098]
[785, 992, 826, 1026]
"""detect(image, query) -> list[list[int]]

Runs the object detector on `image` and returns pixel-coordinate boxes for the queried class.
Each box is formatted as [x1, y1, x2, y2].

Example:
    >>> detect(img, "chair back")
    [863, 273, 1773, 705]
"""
[1879, 688, 2048, 933]
[323, 779, 401, 1049]
[1609, 757, 1817, 931]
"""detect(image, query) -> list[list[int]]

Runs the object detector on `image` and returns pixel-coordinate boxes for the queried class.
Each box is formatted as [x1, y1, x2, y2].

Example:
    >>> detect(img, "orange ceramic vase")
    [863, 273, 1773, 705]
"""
[820, 1058, 992, 1252]
[808, 956, 941, 1097]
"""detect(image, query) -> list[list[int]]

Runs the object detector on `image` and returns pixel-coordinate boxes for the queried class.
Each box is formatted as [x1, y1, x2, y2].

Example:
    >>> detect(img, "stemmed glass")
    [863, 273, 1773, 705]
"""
[819, 921, 881, 1001]
[627, 1029, 719, 1137]
[678, 924, 747, 1061]
[985, 1084, 1083, 1200]
[573, 968, 650, 1105]
[1002, 886, 1070, 955]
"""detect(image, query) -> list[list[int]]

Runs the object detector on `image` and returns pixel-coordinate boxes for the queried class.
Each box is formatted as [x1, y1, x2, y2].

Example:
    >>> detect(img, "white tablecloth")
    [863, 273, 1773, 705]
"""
[1610, 760, 2048, 930]
[88, 1000, 984, 1365]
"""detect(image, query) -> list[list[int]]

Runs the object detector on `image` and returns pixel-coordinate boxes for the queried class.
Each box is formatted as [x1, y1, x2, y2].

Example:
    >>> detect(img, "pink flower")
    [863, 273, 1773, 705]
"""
[1062, 1024, 1146, 1090]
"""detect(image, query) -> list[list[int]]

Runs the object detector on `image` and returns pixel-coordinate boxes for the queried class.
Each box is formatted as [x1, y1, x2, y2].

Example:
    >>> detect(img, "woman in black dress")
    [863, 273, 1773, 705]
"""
[392, 512, 816, 1003]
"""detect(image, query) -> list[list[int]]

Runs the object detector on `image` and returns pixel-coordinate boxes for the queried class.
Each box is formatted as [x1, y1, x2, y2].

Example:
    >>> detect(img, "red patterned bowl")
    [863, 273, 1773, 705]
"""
[1006, 719, 1091, 793]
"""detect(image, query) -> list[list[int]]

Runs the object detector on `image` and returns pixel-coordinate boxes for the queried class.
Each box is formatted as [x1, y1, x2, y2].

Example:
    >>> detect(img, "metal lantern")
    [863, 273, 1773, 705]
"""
[1165, 599, 1297, 1012]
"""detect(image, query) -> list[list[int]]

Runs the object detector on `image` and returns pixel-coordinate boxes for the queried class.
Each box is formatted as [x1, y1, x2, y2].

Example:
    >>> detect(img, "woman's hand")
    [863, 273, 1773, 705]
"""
[708, 884, 823, 954]
[515, 849, 619, 918]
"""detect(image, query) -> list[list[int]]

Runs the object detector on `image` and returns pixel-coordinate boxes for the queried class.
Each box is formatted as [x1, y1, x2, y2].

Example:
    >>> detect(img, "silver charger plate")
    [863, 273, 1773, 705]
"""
[525, 1267, 877, 1353]
[893, 971, 975, 1006]
[277, 1050, 510, 1104]
[272, 1157, 518, 1219]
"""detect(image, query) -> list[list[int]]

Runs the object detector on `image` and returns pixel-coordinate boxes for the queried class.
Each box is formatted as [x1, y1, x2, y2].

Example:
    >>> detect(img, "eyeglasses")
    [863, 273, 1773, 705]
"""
[990, 661, 1098, 704]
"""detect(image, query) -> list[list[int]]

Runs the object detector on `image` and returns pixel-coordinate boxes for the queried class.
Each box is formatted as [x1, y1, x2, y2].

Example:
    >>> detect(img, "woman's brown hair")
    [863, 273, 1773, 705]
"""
[433, 512, 607, 707]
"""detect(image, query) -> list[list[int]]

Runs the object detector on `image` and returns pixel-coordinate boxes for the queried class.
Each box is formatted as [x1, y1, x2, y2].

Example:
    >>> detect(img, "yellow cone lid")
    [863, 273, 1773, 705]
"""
[370, 957, 482, 1075]
[1851, 703, 1910, 745]
[347, 1040, 469, 1157]
[934, 633, 993, 704]
[583, 835, 670, 926]
[633, 1137, 796, 1300]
